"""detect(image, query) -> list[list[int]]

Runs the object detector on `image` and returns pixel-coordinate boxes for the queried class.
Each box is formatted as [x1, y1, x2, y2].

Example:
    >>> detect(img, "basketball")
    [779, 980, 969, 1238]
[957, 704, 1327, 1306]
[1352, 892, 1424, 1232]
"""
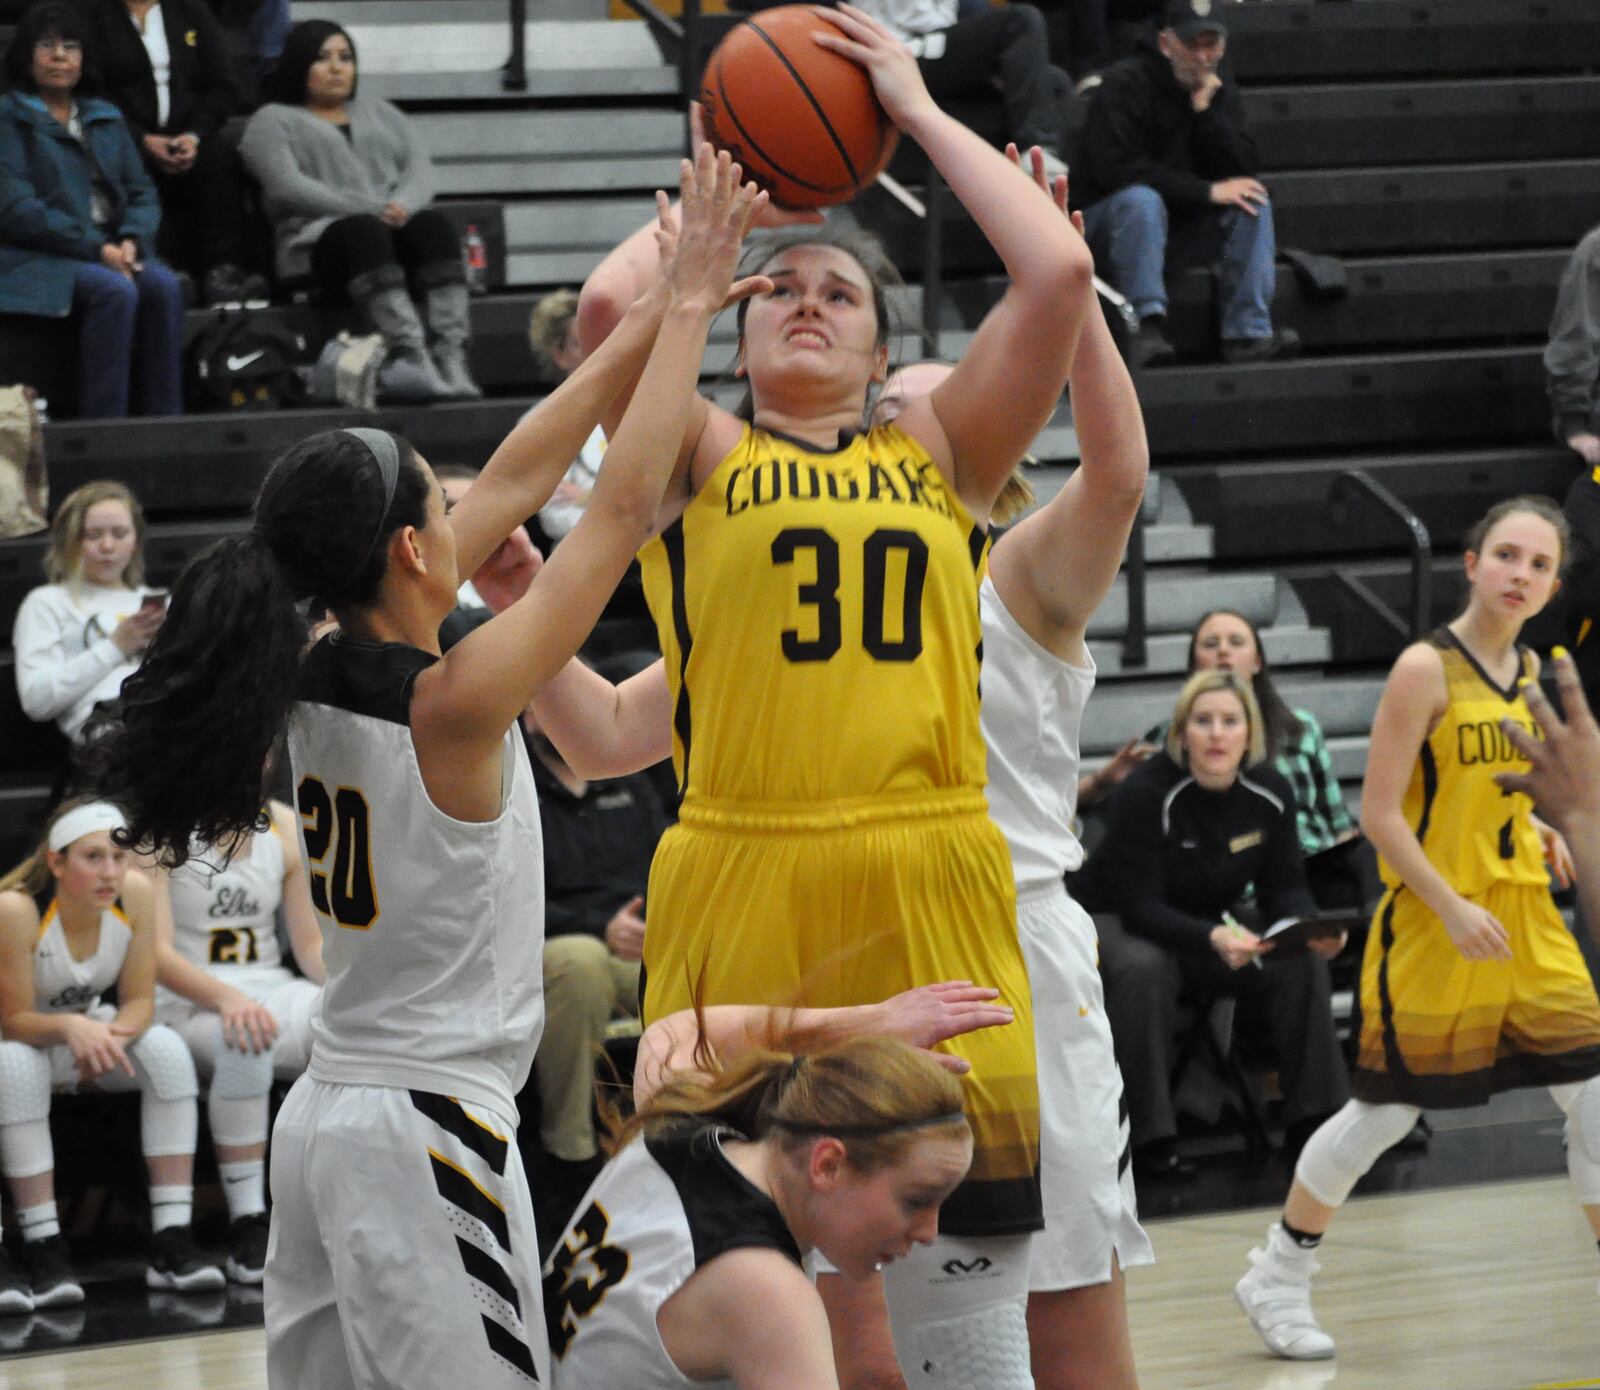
[698, 6, 898, 211]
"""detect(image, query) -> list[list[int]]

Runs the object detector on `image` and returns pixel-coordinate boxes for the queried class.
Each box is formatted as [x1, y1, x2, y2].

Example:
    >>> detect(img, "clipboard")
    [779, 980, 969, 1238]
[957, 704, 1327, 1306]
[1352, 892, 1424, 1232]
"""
[1258, 910, 1365, 957]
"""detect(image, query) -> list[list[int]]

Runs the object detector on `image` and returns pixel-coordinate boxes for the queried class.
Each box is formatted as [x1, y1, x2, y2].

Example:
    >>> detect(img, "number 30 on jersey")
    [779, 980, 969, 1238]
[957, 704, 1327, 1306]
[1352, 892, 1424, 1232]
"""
[297, 776, 380, 929]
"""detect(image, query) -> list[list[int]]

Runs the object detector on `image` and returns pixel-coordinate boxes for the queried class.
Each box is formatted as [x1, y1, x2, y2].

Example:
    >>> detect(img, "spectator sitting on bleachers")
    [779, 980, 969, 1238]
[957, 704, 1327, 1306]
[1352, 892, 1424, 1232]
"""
[0, 3, 184, 419]
[1545, 224, 1600, 468]
[526, 695, 668, 1234]
[0, 799, 224, 1312]
[238, 20, 478, 402]
[1072, 0, 1299, 368]
[79, 0, 269, 306]
[1070, 669, 1350, 1180]
[151, 801, 325, 1287]
[1185, 609, 1379, 915]
[848, 0, 1072, 179]
[13, 480, 162, 744]
[528, 288, 601, 542]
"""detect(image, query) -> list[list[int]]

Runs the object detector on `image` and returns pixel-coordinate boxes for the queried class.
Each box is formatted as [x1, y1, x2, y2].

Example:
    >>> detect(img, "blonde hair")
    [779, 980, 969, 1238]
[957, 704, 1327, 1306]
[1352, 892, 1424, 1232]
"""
[628, 1033, 968, 1175]
[1165, 669, 1267, 768]
[529, 288, 580, 369]
[43, 481, 144, 587]
[991, 468, 1036, 526]
[0, 797, 102, 897]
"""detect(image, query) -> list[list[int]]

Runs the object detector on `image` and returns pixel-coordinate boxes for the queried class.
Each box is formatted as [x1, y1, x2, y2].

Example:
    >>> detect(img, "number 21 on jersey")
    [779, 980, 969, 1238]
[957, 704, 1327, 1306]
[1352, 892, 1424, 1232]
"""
[297, 776, 379, 930]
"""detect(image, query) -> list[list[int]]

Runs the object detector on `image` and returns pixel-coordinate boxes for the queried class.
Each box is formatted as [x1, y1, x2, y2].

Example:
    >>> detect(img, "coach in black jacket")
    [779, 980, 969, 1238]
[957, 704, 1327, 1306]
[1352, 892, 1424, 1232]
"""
[1072, 671, 1349, 1178]
[81, 0, 264, 303]
[1072, 0, 1297, 368]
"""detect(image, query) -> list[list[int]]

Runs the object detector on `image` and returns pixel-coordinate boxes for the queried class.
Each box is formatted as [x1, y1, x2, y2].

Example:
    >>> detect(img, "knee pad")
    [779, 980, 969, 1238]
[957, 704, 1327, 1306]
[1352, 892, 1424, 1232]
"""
[1552, 1077, 1600, 1205]
[210, 1035, 273, 1102]
[0, 1041, 51, 1127]
[129, 1025, 199, 1103]
[882, 1235, 1033, 1390]
[1295, 1100, 1420, 1209]
[209, 1093, 268, 1149]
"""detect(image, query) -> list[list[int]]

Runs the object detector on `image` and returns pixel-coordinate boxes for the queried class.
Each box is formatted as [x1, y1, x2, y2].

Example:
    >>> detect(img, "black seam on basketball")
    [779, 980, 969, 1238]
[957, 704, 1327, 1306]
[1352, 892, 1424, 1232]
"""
[743, 18, 863, 191]
[713, 57, 839, 197]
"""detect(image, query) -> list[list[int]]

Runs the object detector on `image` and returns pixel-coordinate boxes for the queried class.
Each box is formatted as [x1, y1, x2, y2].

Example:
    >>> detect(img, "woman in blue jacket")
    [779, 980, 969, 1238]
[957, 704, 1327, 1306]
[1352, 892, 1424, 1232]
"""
[0, 3, 183, 419]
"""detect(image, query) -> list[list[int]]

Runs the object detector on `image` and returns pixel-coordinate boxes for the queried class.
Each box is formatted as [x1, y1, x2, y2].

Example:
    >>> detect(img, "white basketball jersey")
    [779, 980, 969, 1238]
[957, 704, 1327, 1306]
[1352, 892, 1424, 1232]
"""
[167, 822, 285, 977]
[31, 891, 132, 1014]
[979, 574, 1096, 887]
[288, 635, 545, 1119]
[544, 1126, 802, 1390]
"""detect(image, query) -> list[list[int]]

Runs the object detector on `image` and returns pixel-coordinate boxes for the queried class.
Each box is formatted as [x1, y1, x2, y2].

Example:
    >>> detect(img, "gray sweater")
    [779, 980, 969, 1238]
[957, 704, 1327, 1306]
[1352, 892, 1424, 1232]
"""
[239, 97, 436, 282]
[1545, 226, 1600, 443]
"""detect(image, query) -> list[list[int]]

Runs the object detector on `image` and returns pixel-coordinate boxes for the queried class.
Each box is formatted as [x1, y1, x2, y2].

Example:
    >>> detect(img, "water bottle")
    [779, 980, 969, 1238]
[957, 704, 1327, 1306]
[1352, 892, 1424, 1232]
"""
[463, 224, 489, 296]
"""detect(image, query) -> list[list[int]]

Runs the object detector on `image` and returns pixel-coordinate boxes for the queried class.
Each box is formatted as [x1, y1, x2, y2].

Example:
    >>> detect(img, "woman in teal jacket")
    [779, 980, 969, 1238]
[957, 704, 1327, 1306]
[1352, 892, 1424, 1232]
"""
[0, 3, 182, 418]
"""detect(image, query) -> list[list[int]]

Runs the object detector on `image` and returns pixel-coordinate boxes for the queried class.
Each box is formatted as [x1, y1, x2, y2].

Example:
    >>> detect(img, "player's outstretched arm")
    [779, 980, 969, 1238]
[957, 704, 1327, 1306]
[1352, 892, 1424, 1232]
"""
[530, 657, 674, 780]
[815, 5, 1093, 517]
[418, 150, 769, 750]
[635, 982, 1014, 1107]
[448, 286, 669, 580]
[989, 151, 1147, 665]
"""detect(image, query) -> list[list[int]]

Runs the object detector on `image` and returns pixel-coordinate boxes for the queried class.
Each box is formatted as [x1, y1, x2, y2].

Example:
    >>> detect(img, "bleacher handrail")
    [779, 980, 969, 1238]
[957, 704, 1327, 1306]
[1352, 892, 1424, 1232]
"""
[1328, 469, 1433, 642]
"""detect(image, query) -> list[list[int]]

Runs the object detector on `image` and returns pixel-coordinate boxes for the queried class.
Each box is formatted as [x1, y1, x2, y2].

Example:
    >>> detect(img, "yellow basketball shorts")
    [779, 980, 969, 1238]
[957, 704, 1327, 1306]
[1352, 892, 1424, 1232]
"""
[1355, 879, 1600, 1107]
[642, 787, 1040, 1236]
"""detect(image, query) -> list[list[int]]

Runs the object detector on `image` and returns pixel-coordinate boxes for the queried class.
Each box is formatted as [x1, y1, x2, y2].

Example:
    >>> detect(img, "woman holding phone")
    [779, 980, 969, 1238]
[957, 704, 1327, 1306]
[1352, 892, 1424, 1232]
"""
[13, 480, 164, 743]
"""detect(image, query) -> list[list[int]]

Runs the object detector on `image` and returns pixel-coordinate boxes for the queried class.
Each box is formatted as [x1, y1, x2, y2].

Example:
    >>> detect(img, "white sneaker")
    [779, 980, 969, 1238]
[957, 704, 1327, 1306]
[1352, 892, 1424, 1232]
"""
[1234, 1226, 1336, 1361]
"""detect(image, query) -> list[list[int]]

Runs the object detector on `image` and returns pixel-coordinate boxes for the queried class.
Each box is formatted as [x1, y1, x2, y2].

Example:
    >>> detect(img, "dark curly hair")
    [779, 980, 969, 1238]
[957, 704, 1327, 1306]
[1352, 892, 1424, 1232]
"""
[4, 2, 95, 96]
[81, 429, 429, 867]
[264, 19, 357, 107]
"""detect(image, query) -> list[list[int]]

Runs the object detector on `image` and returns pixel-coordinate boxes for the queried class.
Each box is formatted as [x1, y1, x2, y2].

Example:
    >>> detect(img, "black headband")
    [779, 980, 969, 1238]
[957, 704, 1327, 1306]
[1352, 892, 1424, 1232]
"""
[768, 1112, 967, 1139]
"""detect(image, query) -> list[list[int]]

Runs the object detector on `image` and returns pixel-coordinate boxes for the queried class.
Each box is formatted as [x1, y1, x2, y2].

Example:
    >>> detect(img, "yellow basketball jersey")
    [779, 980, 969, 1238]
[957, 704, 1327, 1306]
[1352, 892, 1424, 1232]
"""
[1379, 628, 1546, 897]
[639, 423, 991, 805]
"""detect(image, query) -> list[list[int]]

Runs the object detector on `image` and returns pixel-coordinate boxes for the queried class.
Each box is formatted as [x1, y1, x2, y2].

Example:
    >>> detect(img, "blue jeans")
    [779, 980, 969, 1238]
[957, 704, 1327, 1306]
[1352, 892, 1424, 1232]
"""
[71, 259, 185, 419]
[248, 0, 293, 75]
[1081, 182, 1277, 341]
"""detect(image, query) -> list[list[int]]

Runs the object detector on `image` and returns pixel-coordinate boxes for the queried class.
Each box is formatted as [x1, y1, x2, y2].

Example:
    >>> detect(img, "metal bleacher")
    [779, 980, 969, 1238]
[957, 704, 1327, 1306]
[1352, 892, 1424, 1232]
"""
[0, 0, 1597, 856]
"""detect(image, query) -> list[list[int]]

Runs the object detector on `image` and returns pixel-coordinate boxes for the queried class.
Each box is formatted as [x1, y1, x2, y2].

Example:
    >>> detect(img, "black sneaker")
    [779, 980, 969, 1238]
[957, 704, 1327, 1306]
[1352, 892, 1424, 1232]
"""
[0, 1246, 32, 1315]
[1130, 318, 1178, 369]
[22, 1235, 82, 1308]
[146, 1225, 225, 1293]
[203, 263, 272, 308]
[1220, 327, 1303, 364]
[225, 1213, 269, 1285]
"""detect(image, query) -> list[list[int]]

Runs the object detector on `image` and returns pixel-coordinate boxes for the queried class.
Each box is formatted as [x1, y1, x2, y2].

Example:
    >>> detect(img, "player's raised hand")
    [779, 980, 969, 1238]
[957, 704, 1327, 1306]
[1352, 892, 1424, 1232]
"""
[1498, 651, 1600, 842]
[689, 100, 823, 226]
[872, 980, 1014, 1074]
[661, 142, 771, 315]
[1005, 143, 1084, 235]
[813, 4, 934, 130]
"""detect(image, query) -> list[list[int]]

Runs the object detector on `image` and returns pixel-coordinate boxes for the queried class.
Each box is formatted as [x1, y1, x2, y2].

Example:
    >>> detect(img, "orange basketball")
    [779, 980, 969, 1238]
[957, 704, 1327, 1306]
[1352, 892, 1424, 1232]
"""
[698, 6, 898, 211]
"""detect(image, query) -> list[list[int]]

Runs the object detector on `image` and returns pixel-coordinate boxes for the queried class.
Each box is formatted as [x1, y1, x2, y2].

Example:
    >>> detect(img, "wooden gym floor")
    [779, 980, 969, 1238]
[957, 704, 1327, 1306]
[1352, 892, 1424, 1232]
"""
[3, 1174, 1595, 1389]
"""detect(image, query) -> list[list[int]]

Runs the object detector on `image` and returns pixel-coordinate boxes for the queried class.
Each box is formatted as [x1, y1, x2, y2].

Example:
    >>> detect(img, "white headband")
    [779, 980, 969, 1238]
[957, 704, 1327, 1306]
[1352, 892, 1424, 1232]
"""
[47, 802, 127, 853]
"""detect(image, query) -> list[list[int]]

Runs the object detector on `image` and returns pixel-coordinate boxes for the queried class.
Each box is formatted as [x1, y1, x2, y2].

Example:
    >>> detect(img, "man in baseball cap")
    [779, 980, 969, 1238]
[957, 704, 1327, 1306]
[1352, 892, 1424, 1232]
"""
[1070, 0, 1300, 366]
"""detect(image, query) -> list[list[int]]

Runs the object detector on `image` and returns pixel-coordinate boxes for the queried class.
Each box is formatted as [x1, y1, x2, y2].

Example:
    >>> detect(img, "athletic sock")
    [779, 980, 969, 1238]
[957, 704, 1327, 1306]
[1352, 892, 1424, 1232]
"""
[1280, 1219, 1323, 1250]
[149, 1185, 192, 1233]
[17, 1202, 58, 1243]
[218, 1160, 267, 1221]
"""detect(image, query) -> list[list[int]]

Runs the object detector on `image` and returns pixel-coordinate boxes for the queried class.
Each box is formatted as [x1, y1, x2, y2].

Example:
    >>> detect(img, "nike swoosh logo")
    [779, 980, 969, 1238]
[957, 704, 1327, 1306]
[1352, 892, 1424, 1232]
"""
[227, 350, 266, 370]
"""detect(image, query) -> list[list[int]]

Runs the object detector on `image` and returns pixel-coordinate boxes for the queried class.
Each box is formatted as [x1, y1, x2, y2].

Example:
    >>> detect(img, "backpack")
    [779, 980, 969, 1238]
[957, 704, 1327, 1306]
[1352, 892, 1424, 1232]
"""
[186, 311, 306, 413]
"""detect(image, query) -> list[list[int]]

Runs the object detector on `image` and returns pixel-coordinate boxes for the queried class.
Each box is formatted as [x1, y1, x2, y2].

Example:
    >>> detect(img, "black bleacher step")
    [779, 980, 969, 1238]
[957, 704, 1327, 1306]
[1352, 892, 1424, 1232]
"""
[1164, 249, 1567, 357]
[1224, 0, 1600, 83]
[1139, 347, 1546, 460]
[1245, 76, 1600, 172]
[1174, 447, 1576, 564]
[1271, 160, 1600, 256]
[45, 400, 532, 520]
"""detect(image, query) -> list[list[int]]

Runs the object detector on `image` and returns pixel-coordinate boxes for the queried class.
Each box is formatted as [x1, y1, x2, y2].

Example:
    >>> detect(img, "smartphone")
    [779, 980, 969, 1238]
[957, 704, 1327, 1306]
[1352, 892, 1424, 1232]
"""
[139, 589, 169, 613]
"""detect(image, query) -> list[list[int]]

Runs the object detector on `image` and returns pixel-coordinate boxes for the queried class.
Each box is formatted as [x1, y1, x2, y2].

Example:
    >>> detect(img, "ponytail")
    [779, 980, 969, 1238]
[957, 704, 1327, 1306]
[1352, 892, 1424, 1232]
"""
[629, 1034, 967, 1174]
[78, 429, 429, 867]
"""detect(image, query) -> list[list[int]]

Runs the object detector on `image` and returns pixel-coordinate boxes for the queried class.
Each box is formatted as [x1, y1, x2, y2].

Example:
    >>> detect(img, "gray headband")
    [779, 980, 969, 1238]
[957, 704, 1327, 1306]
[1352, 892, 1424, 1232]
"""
[344, 428, 401, 568]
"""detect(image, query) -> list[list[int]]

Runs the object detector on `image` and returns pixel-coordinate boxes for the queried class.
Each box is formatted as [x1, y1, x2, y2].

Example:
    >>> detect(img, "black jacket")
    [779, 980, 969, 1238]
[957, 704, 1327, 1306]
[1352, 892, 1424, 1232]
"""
[1071, 750, 1315, 953]
[82, 0, 240, 146]
[1071, 29, 1259, 213]
[531, 750, 669, 941]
